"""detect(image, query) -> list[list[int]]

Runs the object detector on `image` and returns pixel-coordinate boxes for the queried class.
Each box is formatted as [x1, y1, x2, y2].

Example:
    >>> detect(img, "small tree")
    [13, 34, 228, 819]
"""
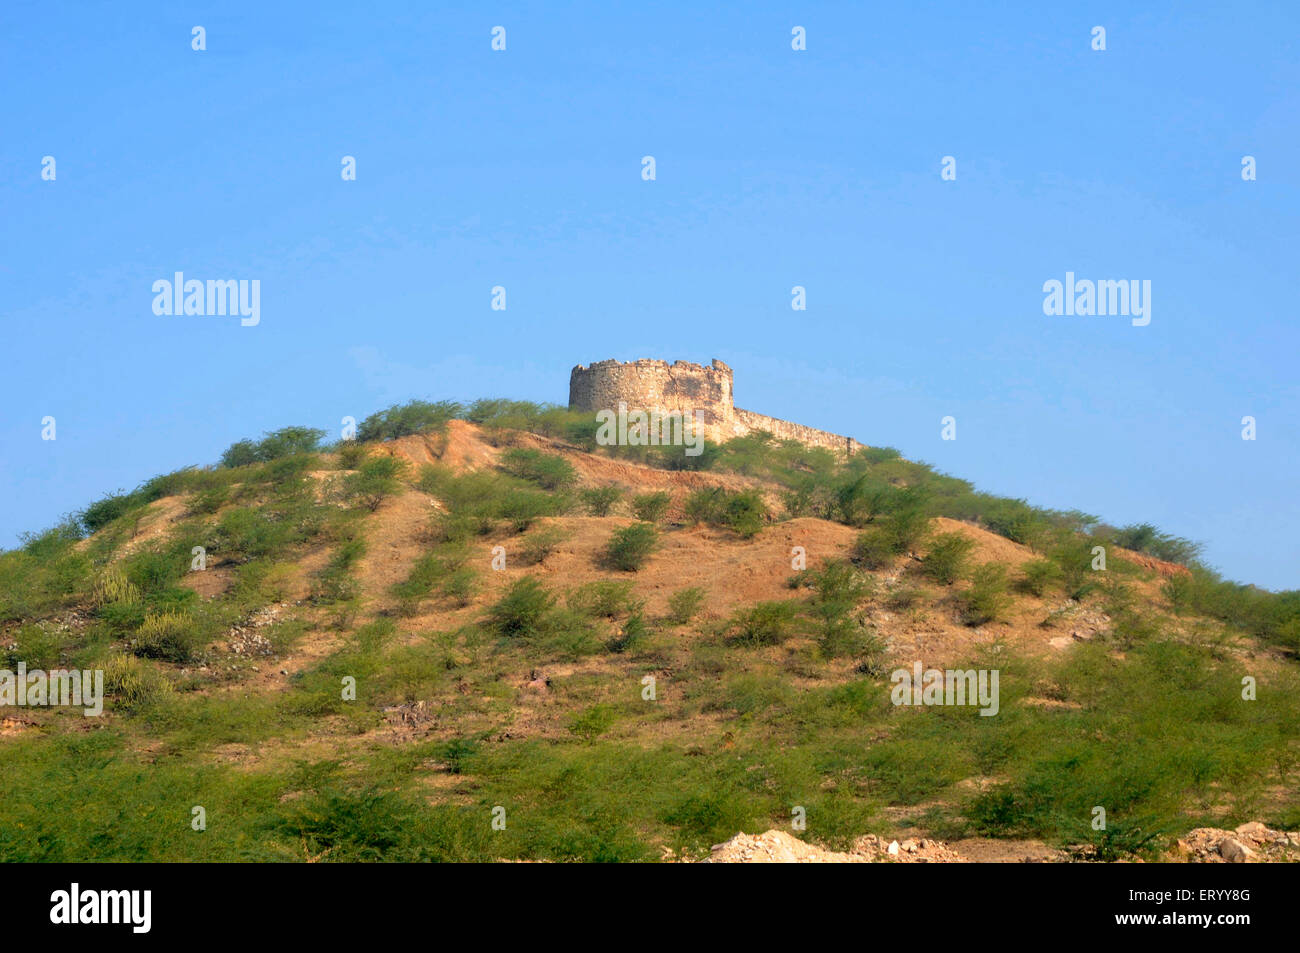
[605, 523, 659, 571]
[631, 492, 671, 523]
[357, 400, 462, 442]
[960, 564, 1010, 626]
[500, 448, 576, 490]
[666, 586, 706, 625]
[1018, 558, 1061, 597]
[922, 532, 975, 586]
[684, 488, 726, 525]
[852, 529, 895, 570]
[487, 577, 556, 638]
[722, 490, 768, 538]
[881, 486, 930, 554]
[346, 456, 408, 512]
[580, 486, 623, 516]
[726, 601, 799, 647]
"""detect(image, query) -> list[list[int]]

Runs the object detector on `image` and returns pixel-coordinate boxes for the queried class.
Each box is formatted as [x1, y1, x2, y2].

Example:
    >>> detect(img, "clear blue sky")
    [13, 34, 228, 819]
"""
[2, 2, 1297, 589]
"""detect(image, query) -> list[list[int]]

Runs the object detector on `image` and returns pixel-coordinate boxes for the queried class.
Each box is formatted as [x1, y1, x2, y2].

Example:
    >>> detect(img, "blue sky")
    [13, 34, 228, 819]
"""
[2, 2, 1297, 589]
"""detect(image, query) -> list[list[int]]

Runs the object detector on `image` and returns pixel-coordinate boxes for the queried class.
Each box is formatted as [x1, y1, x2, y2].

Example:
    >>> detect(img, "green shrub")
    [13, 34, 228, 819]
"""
[497, 489, 568, 532]
[92, 566, 141, 607]
[666, 586, 706, 625]
[79, 490, 139, 534]
[260, 454, 318, 494]
[213, 504, 323, 562]
[806, 561, 876, 657]
[977, 498, 1047, 548]
[220, 426, 325, 468]
[1107, 606, 1163, 649]
[809, 560, 871, 604]
[960, 564, 1010, 626]
[102, 653, 173, 710]
[463, 400, 591, 444]
[0, 524, 94, 623]
[662, 792, 756, 848]
[125, 548, 186, 594]
[5, 623, 64, 669]
[921, 532, 975, 586]
[486, 577, 556, 638]
[880, 487, 930, 554]
[781, 481, 829, 519]
[631, 492, 671, 523]
[1162, 566, 1300, 651]
[726, 601, 800, 646]
[277, 785, 445, 861]
[568, 705, 616, 742]
[1018, 558, 1061, 597]
[188, 485, 230, 515]
[1051, 538, 1100, 600]
[680, 487, 767, 536]
[98, 599, 147, 637]
[256, 427, 326, 461]
[442, 567, 478, 607]
[852, 529, 895, 570]
[604, 523, 659, 572]
[568, 580, 637, 618]
[683, 488, 727, 525]
[1112, 523, 1202, 567]
[418, 465, 567, 534]
[520, 526, 568, 566]
[607, 610, 650, 653]
[335, 442, 367, 470]
[885, 586, 922, 611]
[1079, 818, 1170, 862]
[500, 448, 576, 491]
[436, 738, 479, 776]
[133, 611, 199, 662]
[345, 456, 408, 512]
[218, 440, 259, 469]
[580, 486, 623, 516]
[389, 548, 454, 611]
[835, 474, 894, 527]
[357, 400, 461, 442]
[232, 560, 296, 606]
[819, 616, 883, 661]
[721, 490, 768, 538]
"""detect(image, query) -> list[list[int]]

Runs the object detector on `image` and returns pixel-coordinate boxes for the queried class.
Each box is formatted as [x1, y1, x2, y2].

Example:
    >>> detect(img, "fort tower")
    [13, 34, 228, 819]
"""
[567, 358, 859, 455]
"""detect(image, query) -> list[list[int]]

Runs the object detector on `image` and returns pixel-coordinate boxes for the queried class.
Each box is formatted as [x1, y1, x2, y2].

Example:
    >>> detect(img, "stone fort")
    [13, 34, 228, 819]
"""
[568, 358, 860, 455]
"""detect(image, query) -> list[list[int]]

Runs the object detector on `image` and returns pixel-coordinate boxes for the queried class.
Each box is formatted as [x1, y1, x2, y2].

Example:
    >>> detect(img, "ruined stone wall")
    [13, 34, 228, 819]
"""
[732, 408, 860, 456]
[569, 358, 860, 455]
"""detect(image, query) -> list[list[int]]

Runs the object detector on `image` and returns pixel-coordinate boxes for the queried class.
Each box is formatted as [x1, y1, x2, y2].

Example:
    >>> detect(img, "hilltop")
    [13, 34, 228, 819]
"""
[1, 399, 1297, 862]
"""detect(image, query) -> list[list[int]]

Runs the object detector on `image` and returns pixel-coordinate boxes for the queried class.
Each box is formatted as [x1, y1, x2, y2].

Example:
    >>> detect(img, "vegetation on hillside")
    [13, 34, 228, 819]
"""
[0, 395, 1296, 862]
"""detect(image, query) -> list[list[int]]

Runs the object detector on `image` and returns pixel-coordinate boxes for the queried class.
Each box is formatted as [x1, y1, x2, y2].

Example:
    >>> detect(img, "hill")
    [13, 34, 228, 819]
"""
[1, 403, 1297, 862]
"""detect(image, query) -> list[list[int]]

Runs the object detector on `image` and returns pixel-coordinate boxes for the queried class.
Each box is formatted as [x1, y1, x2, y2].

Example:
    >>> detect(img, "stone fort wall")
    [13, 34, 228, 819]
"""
[568, 358, 860, 455]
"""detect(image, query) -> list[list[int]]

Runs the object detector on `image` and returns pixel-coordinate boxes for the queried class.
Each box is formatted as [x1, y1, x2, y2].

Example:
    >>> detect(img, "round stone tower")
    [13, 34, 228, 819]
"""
[567, 357, 859, 455]
[568, 358, 736, 430]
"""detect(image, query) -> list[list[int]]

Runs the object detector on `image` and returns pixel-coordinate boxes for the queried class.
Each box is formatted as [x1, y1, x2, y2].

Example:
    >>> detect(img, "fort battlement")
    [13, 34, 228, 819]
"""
[568, 358, 859, 455]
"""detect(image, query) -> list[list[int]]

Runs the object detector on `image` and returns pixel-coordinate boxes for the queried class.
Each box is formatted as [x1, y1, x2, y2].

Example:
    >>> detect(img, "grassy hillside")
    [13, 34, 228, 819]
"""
[1, 400, 1297, 861]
